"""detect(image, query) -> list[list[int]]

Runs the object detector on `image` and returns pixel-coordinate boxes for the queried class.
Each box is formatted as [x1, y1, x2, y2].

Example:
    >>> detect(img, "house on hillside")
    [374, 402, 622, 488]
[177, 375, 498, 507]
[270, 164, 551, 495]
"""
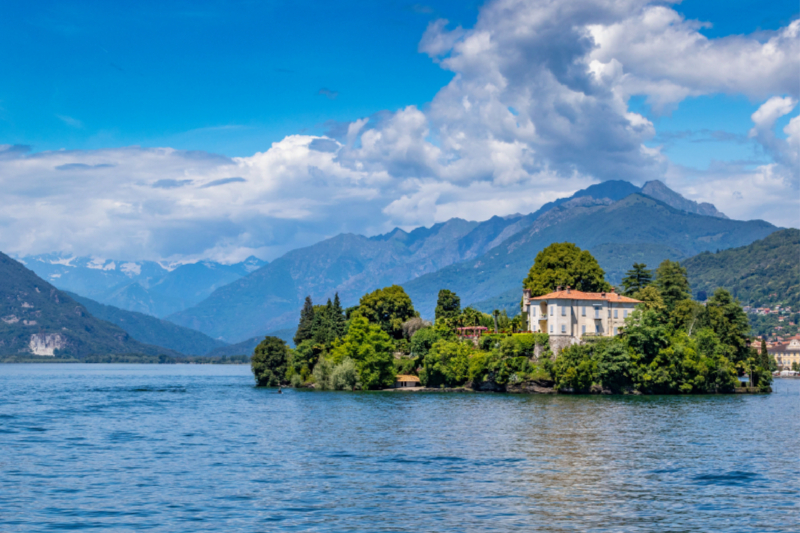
[523, 286, 640, 353]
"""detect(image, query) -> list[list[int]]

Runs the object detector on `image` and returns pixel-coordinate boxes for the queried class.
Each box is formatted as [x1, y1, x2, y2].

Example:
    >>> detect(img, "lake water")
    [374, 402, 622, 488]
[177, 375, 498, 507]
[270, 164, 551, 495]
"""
[1, 364, 798, 532]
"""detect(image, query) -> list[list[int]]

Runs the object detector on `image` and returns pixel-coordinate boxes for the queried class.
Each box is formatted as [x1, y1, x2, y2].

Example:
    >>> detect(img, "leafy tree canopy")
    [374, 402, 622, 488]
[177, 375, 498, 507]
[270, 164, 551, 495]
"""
[523, 242, 612, 297]
[357, 285, 418, 340]
[251, 336, 290, 387]
[632, 285, 665, 312]
[329, 315, 396, 389]
[435, 289, 461, 323]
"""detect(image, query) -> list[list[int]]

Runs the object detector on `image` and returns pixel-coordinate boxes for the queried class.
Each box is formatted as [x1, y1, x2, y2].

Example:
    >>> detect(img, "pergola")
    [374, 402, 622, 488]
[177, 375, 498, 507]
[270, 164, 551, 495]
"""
[456, 326, 488, 339]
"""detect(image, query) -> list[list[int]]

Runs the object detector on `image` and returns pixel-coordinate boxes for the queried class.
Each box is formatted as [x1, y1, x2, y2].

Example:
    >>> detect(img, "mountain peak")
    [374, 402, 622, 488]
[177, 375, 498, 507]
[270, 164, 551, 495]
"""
[641, 180, 727, 219]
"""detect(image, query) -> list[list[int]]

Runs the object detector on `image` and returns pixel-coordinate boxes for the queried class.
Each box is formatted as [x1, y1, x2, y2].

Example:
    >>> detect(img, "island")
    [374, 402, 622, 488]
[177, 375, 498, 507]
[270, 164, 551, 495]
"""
[251, 242, 774, 394]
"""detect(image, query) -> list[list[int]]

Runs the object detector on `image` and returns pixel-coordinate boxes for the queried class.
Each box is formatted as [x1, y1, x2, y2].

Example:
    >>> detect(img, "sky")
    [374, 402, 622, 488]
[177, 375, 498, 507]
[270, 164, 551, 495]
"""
[0, 0, 798, 263]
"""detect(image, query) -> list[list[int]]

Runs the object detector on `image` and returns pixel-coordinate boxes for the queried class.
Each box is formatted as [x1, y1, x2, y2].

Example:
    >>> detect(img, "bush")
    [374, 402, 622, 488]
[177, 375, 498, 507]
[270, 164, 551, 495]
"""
[330, 358, 359, 390]
[549, 344, 597, 392]
[312, 357, 334, 390]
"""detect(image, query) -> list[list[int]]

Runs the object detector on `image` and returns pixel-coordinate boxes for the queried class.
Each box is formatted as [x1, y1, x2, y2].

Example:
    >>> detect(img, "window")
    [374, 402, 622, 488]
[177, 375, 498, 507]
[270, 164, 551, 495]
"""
[594, 307, 600, 318]
[550, 324, 553, 333]
[561, 324, 566, 333]
[623, 310, 628, 318]
[614, 327, 618, 335]
[596, 324, 601, 333]
[608, 309, 611, 318]
[550, 306, 554, 316]
[532, 307, 536, 317]
[582, 306, 586, 317]
[561, 305, 566, 316]
[614, 309, 618, 319]
[582, 325, 586, 334]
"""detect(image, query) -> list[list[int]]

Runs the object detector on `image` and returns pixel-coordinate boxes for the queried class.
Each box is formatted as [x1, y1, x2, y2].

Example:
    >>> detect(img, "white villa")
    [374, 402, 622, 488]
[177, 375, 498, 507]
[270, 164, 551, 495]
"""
[523, 286, 640, 339]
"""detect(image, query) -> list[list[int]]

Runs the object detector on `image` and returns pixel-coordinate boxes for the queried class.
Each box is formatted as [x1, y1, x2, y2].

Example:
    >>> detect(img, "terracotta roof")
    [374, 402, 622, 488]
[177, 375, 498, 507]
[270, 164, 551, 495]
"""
[530, 289, 640, 303]
[396, 375, 421, 382]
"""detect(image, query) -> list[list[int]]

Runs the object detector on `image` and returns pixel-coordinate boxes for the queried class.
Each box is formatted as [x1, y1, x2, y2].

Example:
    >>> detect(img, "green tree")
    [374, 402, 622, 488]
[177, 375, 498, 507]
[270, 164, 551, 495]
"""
[409, 327, 442, 363]
[329, 315, 396, 389]
[632, 286, 666, 313]
[654, 260, 691, 311]
[331, 293, 347, 338]
[357, 285, 418, 340]
[549, 343, 597, 392]
[523, 242, 612, 297]
[289, 340, 324, 382]
[699, 289, 751, 364]
[435, 289, 461, 323]
[251, 336, 290, 387]
[595, 339, 635, 392]
[421, 339, 471, 388]
[759, 338, 769, 369]
[294, 296, 315, 346]
[621, 263, 653, 296]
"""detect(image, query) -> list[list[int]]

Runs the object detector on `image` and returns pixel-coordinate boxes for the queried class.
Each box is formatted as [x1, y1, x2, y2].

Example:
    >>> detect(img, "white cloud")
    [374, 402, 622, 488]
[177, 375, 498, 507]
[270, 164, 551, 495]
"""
[1, 0, 797, 262]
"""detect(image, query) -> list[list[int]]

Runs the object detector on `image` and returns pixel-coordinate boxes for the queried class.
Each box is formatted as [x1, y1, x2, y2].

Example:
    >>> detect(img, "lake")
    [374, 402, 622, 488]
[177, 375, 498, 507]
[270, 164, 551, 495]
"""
[1, 364, 798, 532]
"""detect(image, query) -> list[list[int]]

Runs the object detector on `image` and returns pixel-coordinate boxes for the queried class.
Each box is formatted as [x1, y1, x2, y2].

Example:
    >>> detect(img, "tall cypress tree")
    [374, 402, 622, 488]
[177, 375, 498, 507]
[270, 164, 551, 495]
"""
[294, 296, 315, 346]
[332, 293, 347, 339]
[760, 338, 770, 369]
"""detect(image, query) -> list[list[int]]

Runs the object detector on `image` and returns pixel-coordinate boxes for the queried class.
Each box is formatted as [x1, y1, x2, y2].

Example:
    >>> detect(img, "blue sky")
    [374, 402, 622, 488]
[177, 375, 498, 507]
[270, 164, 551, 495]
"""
[2, 0, 795, 164]
[0, 0, 797, 261]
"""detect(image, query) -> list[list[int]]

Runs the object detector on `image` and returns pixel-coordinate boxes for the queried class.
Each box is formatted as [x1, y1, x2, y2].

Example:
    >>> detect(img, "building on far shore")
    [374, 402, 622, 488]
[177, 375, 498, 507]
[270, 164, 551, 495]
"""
[523, 286, 640, 354]
[768, 336, 800, 370]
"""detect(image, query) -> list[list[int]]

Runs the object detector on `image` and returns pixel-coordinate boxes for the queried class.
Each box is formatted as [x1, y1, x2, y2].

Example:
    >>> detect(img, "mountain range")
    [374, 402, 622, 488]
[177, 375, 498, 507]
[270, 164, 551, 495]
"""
[1, 179, 790, 357]
[19, 255, 265, 317]
[166, 180, 775, 343]
[683, 228, 799, 309]
[0, 251, 181, 358]
[403, 193, 774, 317]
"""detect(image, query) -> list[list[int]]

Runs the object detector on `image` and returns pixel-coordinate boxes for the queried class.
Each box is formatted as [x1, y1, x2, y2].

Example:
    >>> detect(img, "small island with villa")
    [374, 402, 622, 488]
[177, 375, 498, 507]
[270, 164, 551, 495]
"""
[251, 242, 774, 395]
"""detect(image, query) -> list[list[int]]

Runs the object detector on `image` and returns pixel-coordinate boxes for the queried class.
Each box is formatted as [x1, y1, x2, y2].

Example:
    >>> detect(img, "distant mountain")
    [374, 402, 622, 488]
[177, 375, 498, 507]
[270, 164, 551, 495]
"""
[205, 328, 295, 358]
[167, 216, 531, 342]
[683, 229, 799, 308]
[66, 292, 228, 356]
[641, 180, 727, 218]
[20, 255, 266, 317]
[0, 252, 179, 358]
[168, 180, 734, 342]
[404, 194, 774, 317]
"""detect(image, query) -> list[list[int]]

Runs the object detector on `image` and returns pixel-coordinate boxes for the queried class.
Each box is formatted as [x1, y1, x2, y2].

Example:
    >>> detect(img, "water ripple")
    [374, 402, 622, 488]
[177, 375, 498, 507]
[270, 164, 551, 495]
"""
[0, 364, 798, 532]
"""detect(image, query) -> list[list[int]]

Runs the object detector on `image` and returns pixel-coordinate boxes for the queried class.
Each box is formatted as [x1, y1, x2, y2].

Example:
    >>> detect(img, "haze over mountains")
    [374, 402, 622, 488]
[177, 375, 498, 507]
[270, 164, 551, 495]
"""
[20, 255, 265, 317]
[1, 179, 790, 356]
[0, 252, 181, 358]
[166, 180, 774, 343]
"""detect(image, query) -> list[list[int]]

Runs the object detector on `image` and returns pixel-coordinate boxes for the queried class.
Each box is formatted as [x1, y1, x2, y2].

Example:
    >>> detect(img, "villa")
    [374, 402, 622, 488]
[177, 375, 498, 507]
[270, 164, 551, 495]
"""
[523, 287, 640, 351]
[768, 336, 800, 370]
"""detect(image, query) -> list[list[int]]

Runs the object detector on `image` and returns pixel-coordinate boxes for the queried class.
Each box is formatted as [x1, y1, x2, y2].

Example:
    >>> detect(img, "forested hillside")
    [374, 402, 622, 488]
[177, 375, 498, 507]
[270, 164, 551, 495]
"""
[0, 252, 179, 358]
[67, 292, 228, 355]
[404, 194, 775, 317]
[683, 229, 799, 308]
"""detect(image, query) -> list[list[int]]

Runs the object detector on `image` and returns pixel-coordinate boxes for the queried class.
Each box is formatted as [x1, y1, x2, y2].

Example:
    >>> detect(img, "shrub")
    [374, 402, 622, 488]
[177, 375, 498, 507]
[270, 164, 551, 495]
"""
[330, 358, 359, 390]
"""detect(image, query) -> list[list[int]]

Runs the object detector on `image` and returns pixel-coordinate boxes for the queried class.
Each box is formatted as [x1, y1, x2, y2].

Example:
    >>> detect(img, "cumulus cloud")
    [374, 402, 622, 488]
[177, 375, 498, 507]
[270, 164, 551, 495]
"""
[1, 0, 797, 262]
